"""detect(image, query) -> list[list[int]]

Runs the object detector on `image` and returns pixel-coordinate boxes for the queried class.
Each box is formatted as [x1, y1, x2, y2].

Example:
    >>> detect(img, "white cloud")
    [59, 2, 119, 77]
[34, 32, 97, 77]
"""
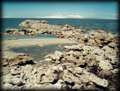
[42, 14, 83, 18]
[42, 15, 65, 18]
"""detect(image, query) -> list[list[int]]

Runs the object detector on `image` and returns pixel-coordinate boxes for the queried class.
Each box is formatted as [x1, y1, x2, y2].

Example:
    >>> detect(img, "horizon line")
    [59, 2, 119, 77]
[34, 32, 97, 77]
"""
[2, 17, 118, 20]
[0, 17, 118, 20]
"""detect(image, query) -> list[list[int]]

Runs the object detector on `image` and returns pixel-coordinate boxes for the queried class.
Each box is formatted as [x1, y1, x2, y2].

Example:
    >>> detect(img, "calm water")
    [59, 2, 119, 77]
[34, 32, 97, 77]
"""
[2, 18, 118, 33]
[2, 34, 57, 40]
[10, 44, 70, 61]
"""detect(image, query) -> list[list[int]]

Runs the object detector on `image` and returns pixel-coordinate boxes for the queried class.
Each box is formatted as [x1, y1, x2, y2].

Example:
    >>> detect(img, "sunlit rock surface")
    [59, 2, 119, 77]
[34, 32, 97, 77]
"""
[2, 20, 119, 91]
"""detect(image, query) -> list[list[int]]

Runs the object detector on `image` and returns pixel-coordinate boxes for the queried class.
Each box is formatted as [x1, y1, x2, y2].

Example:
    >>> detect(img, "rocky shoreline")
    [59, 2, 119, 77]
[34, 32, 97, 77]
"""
[2, 20, 119, 90]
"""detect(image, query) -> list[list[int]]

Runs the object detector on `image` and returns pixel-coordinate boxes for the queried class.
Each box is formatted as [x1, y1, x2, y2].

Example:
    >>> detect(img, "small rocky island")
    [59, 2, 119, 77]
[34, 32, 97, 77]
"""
[2, 20, 119, 90]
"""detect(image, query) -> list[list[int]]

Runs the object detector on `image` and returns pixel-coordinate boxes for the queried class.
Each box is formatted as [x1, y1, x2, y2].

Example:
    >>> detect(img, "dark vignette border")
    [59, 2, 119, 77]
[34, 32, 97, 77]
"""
[0, 0, 119, 91]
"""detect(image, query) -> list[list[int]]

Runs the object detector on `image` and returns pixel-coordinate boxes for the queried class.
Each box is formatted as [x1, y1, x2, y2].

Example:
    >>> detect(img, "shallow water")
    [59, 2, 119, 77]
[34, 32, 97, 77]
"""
[2, 33, 57, 40]
[10, 44, 69, 62]
[2, 32, 72, 62]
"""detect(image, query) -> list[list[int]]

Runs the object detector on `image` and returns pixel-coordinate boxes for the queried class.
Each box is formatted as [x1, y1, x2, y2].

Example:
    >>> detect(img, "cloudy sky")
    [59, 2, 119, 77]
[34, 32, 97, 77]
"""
[3, 2, 118, 19]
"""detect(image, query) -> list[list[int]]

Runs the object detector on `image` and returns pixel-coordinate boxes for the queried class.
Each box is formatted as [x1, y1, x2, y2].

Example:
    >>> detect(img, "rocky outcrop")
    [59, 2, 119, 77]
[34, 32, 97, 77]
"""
[2, 45, 118, 90]
[4, 20, 118, 47]
[2, 53, 35, 66]
[2, 20, 119, 90]
[43, 39, 118, 90]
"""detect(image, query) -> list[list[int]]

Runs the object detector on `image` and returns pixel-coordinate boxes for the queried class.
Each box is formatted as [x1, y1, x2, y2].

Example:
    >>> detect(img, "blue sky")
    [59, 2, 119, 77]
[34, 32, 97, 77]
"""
[3, 2, 118, 19]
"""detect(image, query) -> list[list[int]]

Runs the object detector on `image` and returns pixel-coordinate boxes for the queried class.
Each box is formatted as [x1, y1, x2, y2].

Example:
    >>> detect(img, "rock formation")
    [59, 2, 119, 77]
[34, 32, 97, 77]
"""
[2, 20, 119, 90]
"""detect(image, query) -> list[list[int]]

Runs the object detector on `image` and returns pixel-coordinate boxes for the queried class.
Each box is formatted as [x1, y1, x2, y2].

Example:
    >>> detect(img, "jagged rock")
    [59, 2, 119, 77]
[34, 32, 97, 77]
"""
[21, 65, 33, 74]
[7, 54, 35, 66]
[109, 56, 118, 64]
[38, 64, 63, 84]
[54, 51, 63, 58]
[111, 68, 119, 74]
[98, 60, 113, 70]
[18, 31, 25, 35]
[2, 74, 13, 84]
[10, 77, 24, 86]
[72, 83, 83, 89]
[61, 52, 77, 64]
[39, 70, 58, 83]
[88, 73, 108, 87]
[64, 44, 83, 51]
[41, 20, 48, 24]
[10, 66, 21, 75]
[2, 66, 10, 75]
[91, 47, 104, 56]
[62, 69, 81, 85]
[45, 58, 52, 61]
[5, 28, 19, 35]
[102, 46, 117, 62]
[102, 45, 112, 52]
[53, 79, 64, 89]
[61, 24, 74, 31]
[82, 46, 93, 55]
[2, 19, 118, 90]
[2, 59, 9, 66]
[68, 67, 109, 87]
[3, 83, 13, 89]
[107, 32, 114, 40]
[108, 42, 117, 48]
[45, 51, 63, 63]
[98, 70, 113, 78]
